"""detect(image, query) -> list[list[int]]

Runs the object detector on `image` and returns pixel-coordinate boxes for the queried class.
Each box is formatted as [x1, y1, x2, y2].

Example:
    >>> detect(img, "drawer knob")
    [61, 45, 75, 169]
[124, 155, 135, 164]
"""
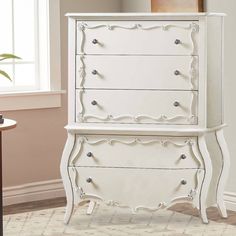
[86, 177, 93, 183]
[175, 39, 181, 45]
[92, 39, 98, 44]
[173, 101, 180, 107]
[87, 152, 93, 157]
[180, 154, 187, 159]
[174, 70, 180, 76]
[91, 100, 97, 105]
[181, 179, 187, 185]
[92, 70, 98, 75]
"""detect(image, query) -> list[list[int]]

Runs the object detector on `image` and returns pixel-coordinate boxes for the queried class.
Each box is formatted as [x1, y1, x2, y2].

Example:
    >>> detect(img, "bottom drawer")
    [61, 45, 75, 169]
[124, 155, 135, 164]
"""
[70, 167, 204, 210]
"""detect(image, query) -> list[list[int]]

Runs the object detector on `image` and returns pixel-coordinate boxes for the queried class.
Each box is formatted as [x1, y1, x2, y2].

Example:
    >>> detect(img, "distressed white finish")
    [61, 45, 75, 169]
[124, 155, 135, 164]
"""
[76, 90, 198, 124]
[69, 136, 203, 169]
[61, 13, 230, 225]
[77, 21, 199, 55]
[76, 55, 199, 90]
[216, 129, 231, 218]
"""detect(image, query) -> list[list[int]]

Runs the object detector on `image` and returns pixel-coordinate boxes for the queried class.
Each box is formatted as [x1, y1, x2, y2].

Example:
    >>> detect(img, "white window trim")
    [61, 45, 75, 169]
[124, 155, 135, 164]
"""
[0, 0, 64, 111]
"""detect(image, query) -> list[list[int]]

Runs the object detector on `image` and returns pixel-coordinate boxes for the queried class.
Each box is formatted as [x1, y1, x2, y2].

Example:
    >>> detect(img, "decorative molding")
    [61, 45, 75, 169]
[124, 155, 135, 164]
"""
[80, 136, 195, 146]
[78, 56, 86, 88]
[70, 168, 203, 213]
[78, 21, 199, 56]
[69, 136, 203, 167]
[3, 179, 65, 206]
[77, 91, 197, 124]
[77, 56, 198, 91]
[190, 56, 198, 90]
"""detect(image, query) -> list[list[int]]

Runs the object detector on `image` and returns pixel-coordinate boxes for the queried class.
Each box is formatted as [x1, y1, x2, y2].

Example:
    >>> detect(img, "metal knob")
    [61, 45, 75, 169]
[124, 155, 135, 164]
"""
[173, 101, 180, 107]
[91, 100, 97, 105]
[92, 39, 98, 44]
[181, 179, 187, 185]
[174, 70, 180, 76]
[180, 154, 187, 160]
[92, 70, 98, 75]
[175, 39, 181, 45]
[87, 152, 93, 157]
[86, 177, 93, 183]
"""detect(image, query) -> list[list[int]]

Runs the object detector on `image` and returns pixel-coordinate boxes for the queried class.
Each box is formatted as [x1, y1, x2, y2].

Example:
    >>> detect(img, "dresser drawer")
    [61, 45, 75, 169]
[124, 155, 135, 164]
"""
[69, 136, 203, 169]
[70, 167, 203, 208]
[76, 55, 198, 90]
[76, 90, 198, 125]
[77, 21, 199, 55]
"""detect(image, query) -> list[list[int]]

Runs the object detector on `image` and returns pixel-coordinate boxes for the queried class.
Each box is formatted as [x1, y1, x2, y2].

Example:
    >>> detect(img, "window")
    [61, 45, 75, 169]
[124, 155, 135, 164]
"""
[0, 0, 63, 111]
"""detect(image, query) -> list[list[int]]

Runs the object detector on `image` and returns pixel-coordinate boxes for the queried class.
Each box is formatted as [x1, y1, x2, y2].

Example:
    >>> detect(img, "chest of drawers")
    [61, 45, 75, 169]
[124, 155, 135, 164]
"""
[61, 13, 230, 225]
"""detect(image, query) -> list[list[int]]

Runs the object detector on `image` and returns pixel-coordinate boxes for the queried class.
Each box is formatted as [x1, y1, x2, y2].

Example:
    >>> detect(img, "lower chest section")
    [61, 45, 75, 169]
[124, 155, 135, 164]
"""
[68, 135, 204, 210]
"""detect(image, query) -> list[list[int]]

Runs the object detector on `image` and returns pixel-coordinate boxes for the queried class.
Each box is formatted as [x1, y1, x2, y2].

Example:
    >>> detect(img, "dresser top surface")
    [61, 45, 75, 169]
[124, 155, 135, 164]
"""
[66, 12, 226, 19]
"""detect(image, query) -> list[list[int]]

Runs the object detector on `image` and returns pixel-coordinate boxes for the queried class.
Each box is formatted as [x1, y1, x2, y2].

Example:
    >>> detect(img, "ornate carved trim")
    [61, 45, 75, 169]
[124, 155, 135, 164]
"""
[78, 21, 199, 56]
[69, 136, 203, 169]
[77, 56, 198, 90]
[81, 136, 194, 146]
[189, 56, 198, 90]
[78, 56, 86, 88]
[77, 91, 197, 124]
[71, 172, 202, 213]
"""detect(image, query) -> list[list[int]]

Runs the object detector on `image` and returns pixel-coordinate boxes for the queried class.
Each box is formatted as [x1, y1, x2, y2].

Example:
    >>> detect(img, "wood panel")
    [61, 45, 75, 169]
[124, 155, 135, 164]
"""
[151, 0, 204, 13]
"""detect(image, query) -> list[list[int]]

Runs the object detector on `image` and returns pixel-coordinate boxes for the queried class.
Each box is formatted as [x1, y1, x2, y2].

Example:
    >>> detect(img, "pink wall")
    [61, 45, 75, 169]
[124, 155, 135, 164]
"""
[3, 0, 121, 187]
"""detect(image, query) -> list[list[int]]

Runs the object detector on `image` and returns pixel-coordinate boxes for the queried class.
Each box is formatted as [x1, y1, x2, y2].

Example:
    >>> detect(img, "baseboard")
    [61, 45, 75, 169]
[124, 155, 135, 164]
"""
[3, 179, 65, 206]
[3, 179, 236, 211]
[224, 191, 236, 212]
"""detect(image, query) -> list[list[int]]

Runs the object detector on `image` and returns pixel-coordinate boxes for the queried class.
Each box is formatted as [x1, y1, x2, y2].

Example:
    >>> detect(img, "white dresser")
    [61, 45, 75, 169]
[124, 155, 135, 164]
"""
[61, 13, 230, 224]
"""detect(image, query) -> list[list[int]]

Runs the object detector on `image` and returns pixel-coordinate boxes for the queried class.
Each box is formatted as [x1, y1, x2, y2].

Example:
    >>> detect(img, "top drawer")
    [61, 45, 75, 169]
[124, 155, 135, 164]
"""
[77, 21, 199, 55]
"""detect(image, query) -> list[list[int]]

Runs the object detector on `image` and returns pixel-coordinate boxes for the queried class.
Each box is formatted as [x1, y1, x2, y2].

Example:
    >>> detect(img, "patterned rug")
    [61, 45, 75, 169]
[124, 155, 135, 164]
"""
[4, 203, 236, 236]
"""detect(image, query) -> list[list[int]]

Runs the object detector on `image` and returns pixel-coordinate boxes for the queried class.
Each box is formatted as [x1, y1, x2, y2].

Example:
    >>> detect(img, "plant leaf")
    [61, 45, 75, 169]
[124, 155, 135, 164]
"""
[0, 53, 21, 61]
[0, 70, 12, 81]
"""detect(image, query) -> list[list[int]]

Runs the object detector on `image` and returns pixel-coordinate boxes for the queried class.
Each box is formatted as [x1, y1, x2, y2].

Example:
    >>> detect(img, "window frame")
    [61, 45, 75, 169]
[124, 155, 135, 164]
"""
[0, 0, 64, 111]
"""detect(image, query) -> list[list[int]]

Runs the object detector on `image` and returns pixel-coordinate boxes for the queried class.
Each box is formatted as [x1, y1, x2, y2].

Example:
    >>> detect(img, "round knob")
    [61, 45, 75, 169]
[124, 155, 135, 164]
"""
[173, 101, 180, 107]
[181, 179, 187, 185]
[175, 39, 181, 45]
[174, 70, 180, 76]
[92, 70, 98, 75]
[87, 152, 93, 157]
[180, 154, 187, 160]
[86, 177, 93, 183]
[92, 39, 98, 44]
[91, 100, 97, 105]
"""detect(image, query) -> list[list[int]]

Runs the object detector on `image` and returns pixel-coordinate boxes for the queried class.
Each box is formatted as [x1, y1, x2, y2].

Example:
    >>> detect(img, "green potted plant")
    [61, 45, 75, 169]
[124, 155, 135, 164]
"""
[0, 53, 21, 124]
[0, 53, 21, 81]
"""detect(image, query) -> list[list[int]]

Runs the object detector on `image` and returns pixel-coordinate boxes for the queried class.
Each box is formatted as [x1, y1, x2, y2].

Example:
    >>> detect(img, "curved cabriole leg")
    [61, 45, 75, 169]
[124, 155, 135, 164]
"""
[215, 128, 230, 218]
[198, 135, 212, 224]
[60, 132, 76, 224]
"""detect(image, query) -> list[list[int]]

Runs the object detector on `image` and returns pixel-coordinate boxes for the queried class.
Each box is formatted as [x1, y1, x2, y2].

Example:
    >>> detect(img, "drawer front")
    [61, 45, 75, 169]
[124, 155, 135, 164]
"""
[77, 21, 199, 55]
[76, 90, 198, 124]
[70, 167, 204, 209]
[76, 55, 198, 90]
[69, 136, 203, 169]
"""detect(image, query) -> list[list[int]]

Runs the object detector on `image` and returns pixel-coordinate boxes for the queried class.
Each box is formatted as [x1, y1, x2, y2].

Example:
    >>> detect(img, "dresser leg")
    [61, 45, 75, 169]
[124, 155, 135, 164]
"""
[215, 128, 230, 218]
[87, 201, 96, 215]
[198, 135, 212, 224]
[60, 133, 76, 224]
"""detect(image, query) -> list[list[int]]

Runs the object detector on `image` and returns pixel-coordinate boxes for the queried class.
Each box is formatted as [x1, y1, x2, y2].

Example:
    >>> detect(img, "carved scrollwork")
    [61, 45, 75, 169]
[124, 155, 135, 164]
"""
[69, 136, 203, 169]
[77, 91, 197, 124]
[78, 21, 199, 55]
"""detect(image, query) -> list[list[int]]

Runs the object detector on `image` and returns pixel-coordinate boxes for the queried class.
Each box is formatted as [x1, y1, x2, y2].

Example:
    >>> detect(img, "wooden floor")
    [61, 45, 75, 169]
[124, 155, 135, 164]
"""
[3, 197, 236, 225]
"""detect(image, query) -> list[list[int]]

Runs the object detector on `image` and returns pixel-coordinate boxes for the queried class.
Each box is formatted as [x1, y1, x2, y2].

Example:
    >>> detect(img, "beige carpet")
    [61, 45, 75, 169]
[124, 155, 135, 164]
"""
[4, 203, 236, 236]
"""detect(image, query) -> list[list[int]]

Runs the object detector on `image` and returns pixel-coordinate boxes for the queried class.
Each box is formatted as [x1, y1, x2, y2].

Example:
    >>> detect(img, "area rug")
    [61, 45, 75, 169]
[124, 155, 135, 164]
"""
[4, 203, 236, 236]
